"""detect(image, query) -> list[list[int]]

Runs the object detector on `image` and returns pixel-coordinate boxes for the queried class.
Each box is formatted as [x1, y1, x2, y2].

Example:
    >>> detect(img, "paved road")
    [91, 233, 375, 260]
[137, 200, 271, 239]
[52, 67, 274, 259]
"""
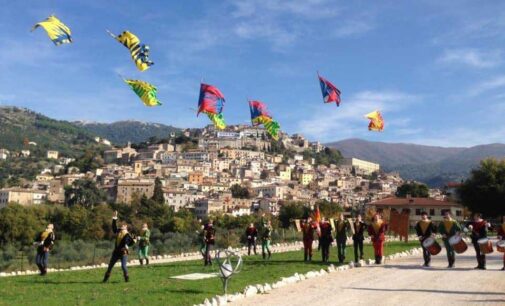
[232, 243, 505, 306]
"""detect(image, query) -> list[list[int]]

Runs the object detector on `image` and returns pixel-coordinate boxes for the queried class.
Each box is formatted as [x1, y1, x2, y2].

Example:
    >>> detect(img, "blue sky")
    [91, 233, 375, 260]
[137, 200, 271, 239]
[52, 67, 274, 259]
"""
[0, 0, 504, 147]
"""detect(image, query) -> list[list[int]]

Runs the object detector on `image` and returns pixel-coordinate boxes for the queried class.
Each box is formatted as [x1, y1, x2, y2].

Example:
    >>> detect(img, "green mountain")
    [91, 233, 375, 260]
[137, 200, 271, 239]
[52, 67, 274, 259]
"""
[0, 106, 99, 158]
[74, 120, 181, 145]
[327, 138, 505, 186]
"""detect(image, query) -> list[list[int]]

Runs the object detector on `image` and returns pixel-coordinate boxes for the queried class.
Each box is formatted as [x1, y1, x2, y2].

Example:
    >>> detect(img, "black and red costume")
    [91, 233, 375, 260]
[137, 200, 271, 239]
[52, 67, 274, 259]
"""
[301, 221, 317, 261]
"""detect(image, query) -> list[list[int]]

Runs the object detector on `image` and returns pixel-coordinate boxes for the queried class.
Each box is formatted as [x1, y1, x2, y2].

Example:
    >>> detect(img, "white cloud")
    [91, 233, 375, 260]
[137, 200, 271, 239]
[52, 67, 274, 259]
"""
[334, 18, 374, 38]
[469, 75, 505, 96]
[438, 49, 501, 68]
[408, 126, 505, 147]
[298, 90, 420, 141]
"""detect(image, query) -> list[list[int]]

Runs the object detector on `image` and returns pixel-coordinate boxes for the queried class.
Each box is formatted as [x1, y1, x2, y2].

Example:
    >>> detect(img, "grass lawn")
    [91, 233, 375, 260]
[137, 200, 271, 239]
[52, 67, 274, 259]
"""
[0, 241, 418, 306]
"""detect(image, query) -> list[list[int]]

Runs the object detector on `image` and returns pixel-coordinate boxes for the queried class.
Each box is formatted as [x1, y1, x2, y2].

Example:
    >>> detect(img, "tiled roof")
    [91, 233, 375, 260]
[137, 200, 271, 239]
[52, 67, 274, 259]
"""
[369, 197, 461, 207]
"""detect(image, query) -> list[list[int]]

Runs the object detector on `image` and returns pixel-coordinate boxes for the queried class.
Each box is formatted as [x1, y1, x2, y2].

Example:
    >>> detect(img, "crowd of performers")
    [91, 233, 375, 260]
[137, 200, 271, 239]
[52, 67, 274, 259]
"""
[418, 211, 505, 270]
[299, 213, 388, 264]
[32, 211, 505, 282]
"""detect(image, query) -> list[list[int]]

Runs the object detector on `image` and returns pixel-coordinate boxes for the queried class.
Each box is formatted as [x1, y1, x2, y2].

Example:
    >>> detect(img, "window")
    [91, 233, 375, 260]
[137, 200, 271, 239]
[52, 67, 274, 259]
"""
[456, 210, 462, 217]
[429, 209, 435, 216]
[415, 209, 421, 216]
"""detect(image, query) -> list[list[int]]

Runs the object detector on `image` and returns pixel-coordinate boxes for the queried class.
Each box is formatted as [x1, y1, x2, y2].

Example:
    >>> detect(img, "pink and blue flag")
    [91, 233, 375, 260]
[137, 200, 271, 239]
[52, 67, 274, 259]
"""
[249, 100, 271, 123]
[197, 83, 225, 115]
[318, 74, 341, 106]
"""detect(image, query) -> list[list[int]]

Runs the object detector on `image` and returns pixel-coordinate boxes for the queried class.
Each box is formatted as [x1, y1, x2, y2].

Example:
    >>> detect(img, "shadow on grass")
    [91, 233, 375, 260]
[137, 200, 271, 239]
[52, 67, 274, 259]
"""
[344, 287, 505, 296]
[17, 279, 103, 285]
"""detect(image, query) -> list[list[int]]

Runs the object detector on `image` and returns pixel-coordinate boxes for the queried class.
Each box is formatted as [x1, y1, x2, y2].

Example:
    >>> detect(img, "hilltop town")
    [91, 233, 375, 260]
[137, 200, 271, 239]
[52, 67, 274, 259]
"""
[0, 124, 410, 218]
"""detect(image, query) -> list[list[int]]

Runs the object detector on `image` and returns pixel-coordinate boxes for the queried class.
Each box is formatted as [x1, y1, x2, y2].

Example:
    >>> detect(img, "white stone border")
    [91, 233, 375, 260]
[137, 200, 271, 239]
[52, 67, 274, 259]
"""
[0, 235, 414, 278]
[195, 246, 423, 306]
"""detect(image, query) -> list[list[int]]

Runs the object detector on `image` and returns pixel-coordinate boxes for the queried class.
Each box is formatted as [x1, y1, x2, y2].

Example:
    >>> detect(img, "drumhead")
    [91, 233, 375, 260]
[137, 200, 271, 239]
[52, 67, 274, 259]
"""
[497, 240, 505, 247]
[477, 238, 489, 244]
[422, 237, 434, 247]
[449, 235, 461, 245]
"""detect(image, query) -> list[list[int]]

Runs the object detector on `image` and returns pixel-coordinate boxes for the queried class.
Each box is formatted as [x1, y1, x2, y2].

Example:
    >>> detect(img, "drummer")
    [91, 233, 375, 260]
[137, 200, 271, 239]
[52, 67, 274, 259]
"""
[438, 211, 462, 268]
[467, 213, 490, 270]
[497, 216, 505, 271]
[415, 212, 437, 267]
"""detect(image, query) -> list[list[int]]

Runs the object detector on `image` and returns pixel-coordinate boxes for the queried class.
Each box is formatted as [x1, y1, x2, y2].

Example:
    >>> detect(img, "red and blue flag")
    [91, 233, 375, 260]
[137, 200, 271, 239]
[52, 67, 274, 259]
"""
[318, 74, 341, 106]
[197, 83, 225, 116]
[249, 100, 271, 123]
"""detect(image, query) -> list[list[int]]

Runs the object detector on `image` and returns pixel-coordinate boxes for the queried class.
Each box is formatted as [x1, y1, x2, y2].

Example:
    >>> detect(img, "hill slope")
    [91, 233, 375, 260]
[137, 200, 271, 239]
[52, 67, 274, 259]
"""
[327, 139, 505, 186]
[0, 106, 98, 158]
[75, 120, 181, 145]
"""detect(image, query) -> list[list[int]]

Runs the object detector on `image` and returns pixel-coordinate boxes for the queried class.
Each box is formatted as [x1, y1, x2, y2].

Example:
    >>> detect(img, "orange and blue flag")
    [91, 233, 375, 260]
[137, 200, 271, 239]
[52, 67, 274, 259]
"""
[318, 74, 341, 106]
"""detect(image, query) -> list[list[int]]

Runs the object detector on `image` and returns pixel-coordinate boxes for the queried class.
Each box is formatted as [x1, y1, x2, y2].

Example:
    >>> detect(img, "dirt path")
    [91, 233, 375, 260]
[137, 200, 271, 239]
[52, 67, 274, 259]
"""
[232, 242, 505, 306]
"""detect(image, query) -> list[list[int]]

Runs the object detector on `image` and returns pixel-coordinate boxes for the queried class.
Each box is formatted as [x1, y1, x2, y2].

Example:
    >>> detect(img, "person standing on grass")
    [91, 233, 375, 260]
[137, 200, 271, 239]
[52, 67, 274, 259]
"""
[497, 216, 505, 271]
[335, 214, 350, 264]
[437, 211, 462, 268]
[368, 214, 388, 264]
[203, 220, 216, 266]
[415, 212, 436, 267]
[245, 223, 258, 256]
[301, 217, 317, 262]
[319, 217, 333, 263]
[34, 223, 55, 276]
[261, 220, 273, 260]
[103, 211, 136, 283]
[352, 214, 367, 263]
[138, 223, 151, 265]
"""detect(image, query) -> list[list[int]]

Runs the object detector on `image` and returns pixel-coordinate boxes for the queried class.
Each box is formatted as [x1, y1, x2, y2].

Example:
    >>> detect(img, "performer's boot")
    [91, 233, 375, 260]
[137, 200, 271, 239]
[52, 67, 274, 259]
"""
[304, 253, 307, 262]
[146, 258, 149, 265]
[103, 272, 110, 283]
[268, 250, 271, 259]
[124, 273, 129, 282]
[140, 259, 144, 266]
[480, 256, 486, 270]
[262, 252, 266, 260]
[448, 255, 455, 268]
[309, 255, 312, 262]
[375, 255, 379, 264]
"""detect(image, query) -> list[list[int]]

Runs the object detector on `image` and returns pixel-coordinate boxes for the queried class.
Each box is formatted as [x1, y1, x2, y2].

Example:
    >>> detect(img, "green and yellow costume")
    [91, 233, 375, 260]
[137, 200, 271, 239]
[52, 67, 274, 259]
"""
[437, 219, 462, 267]
[138, 228, 151, 265]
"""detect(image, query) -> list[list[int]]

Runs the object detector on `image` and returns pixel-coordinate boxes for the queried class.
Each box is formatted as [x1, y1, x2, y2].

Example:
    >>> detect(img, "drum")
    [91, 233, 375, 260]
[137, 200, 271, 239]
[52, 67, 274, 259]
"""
[422, 237, 441, 255]
[448, 235, 468, 254]
[477, 238, 493, 254]
[497, 240, 505, 253]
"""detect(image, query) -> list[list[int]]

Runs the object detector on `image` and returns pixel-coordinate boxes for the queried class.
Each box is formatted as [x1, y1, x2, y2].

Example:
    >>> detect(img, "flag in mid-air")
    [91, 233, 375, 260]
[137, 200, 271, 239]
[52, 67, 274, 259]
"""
[109, 30, 154, 71]
[249, 100, 280, 140]
[123, 79, 162, 107]
[365, 110, 385, 131]
[197, 83, 226, 130]
[318, 74, 341, 106]
[31, 15, 72, 46]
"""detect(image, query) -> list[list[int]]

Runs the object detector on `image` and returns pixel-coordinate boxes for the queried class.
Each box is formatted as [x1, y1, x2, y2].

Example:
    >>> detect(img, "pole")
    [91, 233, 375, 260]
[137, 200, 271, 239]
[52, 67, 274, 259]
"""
[92, 244, 96, 265]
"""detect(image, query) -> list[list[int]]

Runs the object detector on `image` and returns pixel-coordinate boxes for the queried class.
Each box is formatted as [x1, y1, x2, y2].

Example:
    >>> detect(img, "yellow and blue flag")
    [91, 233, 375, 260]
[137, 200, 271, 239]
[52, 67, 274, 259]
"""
[31, 15, 72, 46]
[109, 30, 154, 71]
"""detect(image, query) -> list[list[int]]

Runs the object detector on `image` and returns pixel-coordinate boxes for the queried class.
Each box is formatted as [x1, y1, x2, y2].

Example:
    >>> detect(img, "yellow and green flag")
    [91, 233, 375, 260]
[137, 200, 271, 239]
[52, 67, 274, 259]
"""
[124, 79, 162, 107]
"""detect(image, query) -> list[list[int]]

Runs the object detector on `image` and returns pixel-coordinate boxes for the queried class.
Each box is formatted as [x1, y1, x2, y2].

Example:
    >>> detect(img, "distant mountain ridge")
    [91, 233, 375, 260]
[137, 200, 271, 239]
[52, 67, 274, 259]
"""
[0, 106, 98, 157]
[327, 138, 505, 186]
[74, 120, 181, 145]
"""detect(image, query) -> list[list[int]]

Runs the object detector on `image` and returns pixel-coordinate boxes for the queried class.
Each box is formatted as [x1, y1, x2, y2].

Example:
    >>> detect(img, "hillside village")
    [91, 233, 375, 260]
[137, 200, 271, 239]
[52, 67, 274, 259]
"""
[0, 123, 420, 219]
